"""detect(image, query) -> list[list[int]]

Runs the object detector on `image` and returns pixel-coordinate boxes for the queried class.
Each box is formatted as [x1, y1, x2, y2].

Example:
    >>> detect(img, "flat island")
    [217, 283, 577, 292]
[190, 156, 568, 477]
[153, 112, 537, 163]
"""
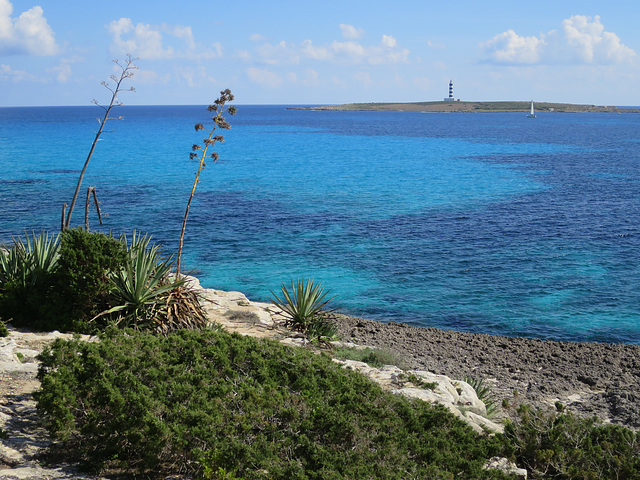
[298, 101, 640, 113]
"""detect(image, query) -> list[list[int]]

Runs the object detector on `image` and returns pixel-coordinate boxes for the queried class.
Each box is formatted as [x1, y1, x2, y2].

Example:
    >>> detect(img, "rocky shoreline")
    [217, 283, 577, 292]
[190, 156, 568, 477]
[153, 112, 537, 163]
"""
[328, 313, 640, 429]
[0, 284, 638, 478]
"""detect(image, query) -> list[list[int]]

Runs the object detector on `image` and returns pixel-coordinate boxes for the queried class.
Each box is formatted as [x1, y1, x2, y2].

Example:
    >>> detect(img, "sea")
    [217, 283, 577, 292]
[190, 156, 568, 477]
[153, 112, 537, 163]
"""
[1, 105, 639, 344]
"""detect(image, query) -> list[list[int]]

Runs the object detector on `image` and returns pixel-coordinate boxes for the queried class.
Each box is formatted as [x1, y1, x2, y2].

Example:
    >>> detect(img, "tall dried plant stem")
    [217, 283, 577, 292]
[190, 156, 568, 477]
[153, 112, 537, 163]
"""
[176, 90, 235, 277]
[63, 55, 137, 230]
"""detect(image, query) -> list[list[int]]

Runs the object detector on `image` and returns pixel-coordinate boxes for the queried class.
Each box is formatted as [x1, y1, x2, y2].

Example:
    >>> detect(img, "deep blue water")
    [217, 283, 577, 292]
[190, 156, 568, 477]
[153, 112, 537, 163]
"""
[1, 105, 639, 343]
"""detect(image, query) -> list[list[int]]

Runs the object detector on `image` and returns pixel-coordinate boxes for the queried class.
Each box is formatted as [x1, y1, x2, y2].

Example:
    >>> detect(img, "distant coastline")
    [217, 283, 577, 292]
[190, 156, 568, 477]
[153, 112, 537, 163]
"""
[294, 101, 640, 113]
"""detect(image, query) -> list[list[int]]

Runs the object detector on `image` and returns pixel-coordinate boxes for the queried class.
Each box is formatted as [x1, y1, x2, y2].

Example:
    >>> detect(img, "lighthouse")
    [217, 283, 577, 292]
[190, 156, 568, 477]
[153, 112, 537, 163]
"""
[444, 80, 458, 102]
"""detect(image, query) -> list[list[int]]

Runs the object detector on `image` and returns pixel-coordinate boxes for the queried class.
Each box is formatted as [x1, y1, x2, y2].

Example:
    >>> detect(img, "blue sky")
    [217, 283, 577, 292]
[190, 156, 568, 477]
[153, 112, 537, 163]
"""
[1, 0, 639, 106]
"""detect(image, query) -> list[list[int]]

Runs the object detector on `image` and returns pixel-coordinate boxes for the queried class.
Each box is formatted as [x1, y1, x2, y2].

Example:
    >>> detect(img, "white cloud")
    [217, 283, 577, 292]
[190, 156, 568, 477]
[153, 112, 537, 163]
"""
[0, 0, 58, 56]
[562, 15, 635, 64]
[249, 33, 267, 42]
[301, 39, 332, 61]
[381, 35, 396, 48]
[256, 40, 300, 65]
[250, 26, 409, 66]
[482, 29, 543, 64]
[339, 24, 364, 40]
[246, 67, 282, 87]
[48, 62, 71, 82]
[482, 15, 636, 65]
[0, 63, 39, 81]
[178, 66, 216, 87]
[108, 17, 222, 60]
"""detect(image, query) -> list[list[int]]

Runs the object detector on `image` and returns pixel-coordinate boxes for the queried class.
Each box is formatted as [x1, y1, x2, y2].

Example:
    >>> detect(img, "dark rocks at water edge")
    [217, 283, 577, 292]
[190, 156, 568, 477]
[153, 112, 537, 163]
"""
[328, 313, 640, 429]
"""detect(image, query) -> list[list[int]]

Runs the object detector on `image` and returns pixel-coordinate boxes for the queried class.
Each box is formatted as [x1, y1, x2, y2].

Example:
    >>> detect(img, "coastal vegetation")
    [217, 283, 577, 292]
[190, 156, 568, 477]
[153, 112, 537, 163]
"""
[2, 227, 639, 478]
[177, 89, 236, 276]
[35, 327, 511, 479]
[270, 278, 337, 340]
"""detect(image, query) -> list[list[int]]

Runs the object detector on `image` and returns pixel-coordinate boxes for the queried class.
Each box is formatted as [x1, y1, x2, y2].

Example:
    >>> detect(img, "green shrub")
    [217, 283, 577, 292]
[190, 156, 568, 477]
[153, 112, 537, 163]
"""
[271, 278, 337, 339]
[35, 328, 510, 479]
[0, 229, 127, 332]
[52, 228, 128, 332]
[503, 404, 640, 479]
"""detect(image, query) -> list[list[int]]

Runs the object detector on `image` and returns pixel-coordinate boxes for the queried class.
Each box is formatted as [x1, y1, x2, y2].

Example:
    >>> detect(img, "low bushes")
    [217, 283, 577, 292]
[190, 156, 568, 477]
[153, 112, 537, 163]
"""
[35, 328, 510, 479]
[504, 404, 640, 479]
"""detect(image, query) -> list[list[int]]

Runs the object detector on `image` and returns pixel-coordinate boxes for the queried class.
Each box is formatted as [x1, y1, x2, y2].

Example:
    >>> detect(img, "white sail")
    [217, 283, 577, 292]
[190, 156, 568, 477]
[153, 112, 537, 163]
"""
[527, 100, 536, 118]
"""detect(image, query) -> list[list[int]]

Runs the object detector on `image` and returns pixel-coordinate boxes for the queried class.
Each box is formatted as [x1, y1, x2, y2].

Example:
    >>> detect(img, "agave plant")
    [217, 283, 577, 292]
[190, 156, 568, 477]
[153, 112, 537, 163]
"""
[0, 231, 61, 288]
[464, 375, 498, 417]
[270, 278, 336, 337]
[102, 232, 208, 333]
[104, 231, 182, 328]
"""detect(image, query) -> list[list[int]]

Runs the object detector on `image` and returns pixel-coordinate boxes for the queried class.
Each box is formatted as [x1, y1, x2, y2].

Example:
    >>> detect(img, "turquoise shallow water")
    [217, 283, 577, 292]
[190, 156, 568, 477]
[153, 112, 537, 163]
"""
[1, 105, 639, 343]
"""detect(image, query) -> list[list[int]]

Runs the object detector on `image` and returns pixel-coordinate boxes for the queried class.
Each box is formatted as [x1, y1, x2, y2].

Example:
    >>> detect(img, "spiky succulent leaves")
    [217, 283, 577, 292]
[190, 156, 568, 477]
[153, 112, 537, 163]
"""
[270, 278, 336, 334]
[1, 231, 60, 288]
[0, 245, 25, 286]
[106, 232, 182, 328]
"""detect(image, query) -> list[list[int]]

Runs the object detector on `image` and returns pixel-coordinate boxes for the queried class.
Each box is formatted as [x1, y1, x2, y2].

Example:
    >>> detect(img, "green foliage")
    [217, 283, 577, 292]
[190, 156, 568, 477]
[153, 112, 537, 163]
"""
[35, 328, 509, 479]
[406, 373, 438, 391]
[504, 404, 640, 479]
[101, 231, 207, 334]
[271, 278, 337, 339]
[464, 376, 498, 417]
[104, 231, 180, 328]
[54, 228, 128, 332]
[0, 231, 61, 288]
[0, 321, 8, 337]
[0, 231, 61, 328]
[0, 229, 127, 332]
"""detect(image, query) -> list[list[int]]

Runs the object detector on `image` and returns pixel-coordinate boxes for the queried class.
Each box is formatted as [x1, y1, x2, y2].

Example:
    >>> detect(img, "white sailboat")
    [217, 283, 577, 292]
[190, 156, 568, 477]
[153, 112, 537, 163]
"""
[527, 100, 536, 118]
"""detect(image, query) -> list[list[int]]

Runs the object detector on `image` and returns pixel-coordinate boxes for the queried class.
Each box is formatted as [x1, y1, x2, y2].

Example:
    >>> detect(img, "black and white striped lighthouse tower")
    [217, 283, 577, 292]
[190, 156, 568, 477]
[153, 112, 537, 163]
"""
[444, 80, 457, 101]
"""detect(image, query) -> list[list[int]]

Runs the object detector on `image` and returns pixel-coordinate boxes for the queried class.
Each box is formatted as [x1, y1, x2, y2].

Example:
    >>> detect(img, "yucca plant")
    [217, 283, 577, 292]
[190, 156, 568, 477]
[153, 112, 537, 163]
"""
[270, 278, 337, 338]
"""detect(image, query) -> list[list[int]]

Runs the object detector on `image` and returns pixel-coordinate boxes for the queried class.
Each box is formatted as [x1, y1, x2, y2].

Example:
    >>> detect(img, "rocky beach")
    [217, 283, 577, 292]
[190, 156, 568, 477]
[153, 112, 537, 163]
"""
[329, 313, 640, 429]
